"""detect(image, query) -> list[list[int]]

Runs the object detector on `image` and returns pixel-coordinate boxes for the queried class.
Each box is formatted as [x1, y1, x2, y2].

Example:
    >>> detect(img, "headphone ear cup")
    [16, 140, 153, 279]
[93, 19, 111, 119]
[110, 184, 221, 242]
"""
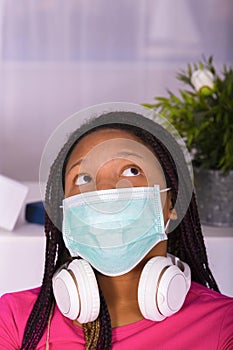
[52, 266, 81, 320]
[156, 264, 188, 317]
[53, 259, 100, 324]
[138, 256, 168, 321]
[138, 256, 190, 321]
[69, 259, 100, 324]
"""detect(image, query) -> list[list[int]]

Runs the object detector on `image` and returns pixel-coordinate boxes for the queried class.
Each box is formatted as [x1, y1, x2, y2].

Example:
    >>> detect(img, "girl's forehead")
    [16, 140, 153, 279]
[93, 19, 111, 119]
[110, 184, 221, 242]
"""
[73, 128, 149, 151]
[67, 128, 158, 167]
[66, 128, 166, 185]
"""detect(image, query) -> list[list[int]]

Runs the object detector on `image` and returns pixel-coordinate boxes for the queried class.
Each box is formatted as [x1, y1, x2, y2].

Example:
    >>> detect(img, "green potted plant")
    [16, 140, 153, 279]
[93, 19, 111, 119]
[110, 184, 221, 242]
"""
[144, 56, 233, 227]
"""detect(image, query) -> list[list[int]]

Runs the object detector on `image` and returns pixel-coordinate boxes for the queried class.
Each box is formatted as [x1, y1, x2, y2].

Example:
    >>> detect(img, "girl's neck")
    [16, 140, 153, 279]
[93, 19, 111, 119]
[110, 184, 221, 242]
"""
[96, 242, 167, 327]
[96, 267, 143, 327]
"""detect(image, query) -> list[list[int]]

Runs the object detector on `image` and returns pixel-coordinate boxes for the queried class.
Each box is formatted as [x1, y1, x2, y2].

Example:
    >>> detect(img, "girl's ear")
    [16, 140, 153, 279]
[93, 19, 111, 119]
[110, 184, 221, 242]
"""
[169, 208, 177, 220]
[167, 190, 177, 221]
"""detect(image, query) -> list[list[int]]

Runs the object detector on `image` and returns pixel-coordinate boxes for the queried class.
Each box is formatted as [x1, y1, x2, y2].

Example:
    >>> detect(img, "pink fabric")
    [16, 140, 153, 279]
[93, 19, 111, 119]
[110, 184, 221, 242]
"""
[0, 282, 232, 349]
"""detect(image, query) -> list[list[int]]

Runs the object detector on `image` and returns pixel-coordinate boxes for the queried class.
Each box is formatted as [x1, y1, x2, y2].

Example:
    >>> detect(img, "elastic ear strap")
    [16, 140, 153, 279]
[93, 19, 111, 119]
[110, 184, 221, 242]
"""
[164, 219, 170, 232]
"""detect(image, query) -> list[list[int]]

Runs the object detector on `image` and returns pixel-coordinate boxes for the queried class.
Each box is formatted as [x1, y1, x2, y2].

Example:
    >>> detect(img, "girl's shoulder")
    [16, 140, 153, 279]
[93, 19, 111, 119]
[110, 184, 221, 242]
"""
[188, 281, 233, 304]
[0, 287, 41, 349]
[0, 286, 41, 310]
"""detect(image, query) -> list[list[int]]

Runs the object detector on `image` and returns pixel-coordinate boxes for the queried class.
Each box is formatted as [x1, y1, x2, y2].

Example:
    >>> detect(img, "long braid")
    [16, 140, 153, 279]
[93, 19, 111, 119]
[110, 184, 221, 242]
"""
[81, 288, 112, 350]
[21, 141, 73, 349]
[83, 319, 100, 350]
[96, 289, 112, 350]
[174, 196, 219, 291]
[20, 213, 57, 349]
[82, 287, 112, 350]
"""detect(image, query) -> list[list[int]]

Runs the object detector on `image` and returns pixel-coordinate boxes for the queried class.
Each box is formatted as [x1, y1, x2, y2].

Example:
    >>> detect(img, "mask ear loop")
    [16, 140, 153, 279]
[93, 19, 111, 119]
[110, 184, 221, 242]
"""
[160, 187, 171, 193]
[159, 186, 172, 233]
[164, 219, 170, 232]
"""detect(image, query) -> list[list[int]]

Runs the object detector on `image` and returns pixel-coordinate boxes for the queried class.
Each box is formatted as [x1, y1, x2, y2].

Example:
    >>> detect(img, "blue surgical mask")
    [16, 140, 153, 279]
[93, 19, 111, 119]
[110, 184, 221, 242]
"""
[62, 185, 170, 276]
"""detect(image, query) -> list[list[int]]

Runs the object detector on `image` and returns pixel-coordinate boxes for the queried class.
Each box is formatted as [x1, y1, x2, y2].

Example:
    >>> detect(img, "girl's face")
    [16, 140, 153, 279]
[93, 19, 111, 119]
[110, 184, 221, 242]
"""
[64, 128, 172, 221]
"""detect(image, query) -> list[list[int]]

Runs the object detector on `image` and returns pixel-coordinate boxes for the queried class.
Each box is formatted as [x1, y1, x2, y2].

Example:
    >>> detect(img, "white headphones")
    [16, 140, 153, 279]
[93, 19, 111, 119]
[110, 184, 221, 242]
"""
[52, 259, 100, 324]
[138, 254, 191, 321]
[52, 254, 191, 324]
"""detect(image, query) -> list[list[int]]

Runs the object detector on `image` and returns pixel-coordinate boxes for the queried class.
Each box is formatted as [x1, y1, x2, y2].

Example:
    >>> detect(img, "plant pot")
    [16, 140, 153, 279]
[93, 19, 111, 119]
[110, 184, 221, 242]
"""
[194, 168, 233, 227]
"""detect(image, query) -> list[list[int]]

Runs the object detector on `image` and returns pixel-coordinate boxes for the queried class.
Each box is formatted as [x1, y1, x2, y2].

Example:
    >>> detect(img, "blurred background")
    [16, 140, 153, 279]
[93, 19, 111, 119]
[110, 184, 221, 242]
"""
[0, 0, 233, 181]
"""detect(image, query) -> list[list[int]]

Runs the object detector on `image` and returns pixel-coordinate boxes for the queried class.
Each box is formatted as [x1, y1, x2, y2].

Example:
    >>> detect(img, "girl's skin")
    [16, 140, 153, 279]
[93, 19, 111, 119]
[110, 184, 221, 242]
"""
[64, 128, 174, 328]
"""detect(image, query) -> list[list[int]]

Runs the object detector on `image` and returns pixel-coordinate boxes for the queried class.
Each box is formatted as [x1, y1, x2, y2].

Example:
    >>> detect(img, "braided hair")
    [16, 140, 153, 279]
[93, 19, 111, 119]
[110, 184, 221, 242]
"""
[21, 112, 219, 349]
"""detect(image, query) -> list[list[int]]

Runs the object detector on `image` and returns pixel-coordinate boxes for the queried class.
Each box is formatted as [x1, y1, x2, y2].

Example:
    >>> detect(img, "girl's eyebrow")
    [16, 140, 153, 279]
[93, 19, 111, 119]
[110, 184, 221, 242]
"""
[115, 151, 143, 159]
[67, 152, 143, 174]
[66, 158, 86, 173]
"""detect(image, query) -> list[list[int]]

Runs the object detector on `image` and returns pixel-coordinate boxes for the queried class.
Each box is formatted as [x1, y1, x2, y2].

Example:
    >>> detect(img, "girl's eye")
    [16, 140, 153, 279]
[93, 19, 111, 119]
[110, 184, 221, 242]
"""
[74, 174, 92, 186]
[122, 166, 141, 177]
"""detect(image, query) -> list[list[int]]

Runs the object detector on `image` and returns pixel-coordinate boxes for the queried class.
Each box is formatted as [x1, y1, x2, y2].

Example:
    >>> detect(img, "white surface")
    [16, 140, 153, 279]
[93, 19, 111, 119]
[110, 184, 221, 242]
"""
[0, 182, 45, 296]
[203, 225, 233, 298]
[0, 183, 232, 297]
[0, 175, 28, 230]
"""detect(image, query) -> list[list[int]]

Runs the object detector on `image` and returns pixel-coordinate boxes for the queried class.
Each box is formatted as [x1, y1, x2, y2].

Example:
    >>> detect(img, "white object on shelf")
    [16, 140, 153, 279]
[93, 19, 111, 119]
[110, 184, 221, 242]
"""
[0, 182, 45, 296]
[0, 175, 28, 231]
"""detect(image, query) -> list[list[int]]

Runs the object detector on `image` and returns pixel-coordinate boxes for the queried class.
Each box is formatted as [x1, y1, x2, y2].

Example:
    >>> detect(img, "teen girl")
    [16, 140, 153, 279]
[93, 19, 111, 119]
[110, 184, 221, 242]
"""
[0, 103, 232, 349]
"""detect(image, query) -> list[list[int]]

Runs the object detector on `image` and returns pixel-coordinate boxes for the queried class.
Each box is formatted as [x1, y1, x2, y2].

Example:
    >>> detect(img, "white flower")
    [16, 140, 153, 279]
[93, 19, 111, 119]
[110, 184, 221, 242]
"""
[191, 69, 214, 92]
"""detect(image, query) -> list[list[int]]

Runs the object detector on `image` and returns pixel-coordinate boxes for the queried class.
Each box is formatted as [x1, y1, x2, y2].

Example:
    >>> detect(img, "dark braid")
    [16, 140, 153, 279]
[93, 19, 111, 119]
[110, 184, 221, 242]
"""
[21, 138, 75, 349]
[96, 289, 112, 350]
[171, 195, 219, 290]
[83, 319, 100, 349]
[21, 111, 219, 349]
[20, 212, 57, 349]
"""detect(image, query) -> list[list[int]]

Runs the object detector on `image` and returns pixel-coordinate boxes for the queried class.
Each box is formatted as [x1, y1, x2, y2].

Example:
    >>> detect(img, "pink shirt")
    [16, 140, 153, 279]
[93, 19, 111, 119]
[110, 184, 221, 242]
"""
[0, 282, 232, 349]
